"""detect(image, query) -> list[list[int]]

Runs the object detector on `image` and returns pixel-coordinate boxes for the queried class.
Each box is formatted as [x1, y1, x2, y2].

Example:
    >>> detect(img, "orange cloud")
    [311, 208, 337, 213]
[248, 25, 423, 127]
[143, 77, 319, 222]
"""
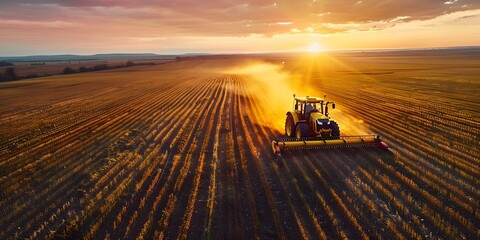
[0, 0, 479, 55]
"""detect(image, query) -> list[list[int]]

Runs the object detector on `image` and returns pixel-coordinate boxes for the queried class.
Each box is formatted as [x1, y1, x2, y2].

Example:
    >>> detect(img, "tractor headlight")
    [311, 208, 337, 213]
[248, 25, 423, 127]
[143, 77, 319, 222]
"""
[317, 119, 330, 127]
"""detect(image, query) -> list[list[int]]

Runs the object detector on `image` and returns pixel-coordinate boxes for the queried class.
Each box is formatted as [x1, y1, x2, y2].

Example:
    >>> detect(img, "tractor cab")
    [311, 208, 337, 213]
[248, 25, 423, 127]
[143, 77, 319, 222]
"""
[285, 94, 339, 138]
[294, 96, 335, 120]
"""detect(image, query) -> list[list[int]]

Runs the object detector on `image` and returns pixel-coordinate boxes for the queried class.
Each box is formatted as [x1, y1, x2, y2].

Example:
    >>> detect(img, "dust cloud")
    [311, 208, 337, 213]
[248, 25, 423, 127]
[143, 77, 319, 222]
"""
[222, 61, 371, 136]
[330, 109, 371, 135]
[222, 61, 304, 132]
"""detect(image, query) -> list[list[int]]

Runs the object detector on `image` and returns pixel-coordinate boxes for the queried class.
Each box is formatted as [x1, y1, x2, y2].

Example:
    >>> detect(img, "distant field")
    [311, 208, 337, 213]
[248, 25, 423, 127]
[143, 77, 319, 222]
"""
[0, 52, 478, 239]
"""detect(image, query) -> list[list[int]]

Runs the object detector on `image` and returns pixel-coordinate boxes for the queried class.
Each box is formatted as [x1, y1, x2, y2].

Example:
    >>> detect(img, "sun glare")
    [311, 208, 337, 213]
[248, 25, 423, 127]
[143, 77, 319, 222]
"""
[308, 42, 323, 53]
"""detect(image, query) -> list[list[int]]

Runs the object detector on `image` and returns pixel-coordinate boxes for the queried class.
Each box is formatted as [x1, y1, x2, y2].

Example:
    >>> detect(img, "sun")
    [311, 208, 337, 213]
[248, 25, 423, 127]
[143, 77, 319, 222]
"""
[307, 42, 323, 53]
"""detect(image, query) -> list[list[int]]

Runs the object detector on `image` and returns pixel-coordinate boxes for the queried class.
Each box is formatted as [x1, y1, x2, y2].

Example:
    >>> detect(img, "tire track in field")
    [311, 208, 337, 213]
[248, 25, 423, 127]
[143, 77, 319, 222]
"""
[237, 74, 325, 239]
[174, 76, 228, 239]
[213, 75, 267, 239]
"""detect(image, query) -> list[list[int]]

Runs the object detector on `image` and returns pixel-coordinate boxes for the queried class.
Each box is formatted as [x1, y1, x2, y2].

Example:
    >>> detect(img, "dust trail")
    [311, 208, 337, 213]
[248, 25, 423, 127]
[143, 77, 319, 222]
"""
[222, 61, 302, 132]
[330, 108, 371, 135]
[222, 61, 371, 136]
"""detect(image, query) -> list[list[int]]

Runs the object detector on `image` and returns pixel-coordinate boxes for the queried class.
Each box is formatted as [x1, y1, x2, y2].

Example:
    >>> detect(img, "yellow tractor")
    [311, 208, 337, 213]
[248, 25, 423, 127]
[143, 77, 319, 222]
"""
[285, 95, 339, 138]
[272, 94, 388, 157]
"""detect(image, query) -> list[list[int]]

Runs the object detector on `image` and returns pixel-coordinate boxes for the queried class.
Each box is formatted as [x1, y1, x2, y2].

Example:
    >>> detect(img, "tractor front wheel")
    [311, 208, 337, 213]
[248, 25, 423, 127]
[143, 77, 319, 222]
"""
[330, 121, 340, 138]
[285, 114, 295, 137]
[295, 123, 312, 138]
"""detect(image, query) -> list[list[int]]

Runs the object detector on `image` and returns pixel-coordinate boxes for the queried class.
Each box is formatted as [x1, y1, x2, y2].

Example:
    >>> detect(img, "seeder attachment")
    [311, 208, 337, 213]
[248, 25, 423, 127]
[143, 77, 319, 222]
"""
[272, 135, 388, 157]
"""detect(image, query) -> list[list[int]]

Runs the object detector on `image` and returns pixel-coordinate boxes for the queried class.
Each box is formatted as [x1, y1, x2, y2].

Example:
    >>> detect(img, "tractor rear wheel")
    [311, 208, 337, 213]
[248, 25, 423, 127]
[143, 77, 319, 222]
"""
[285, 114, 295, 137]
[295, 123, 312, 138]
[330, 121, 340, 138]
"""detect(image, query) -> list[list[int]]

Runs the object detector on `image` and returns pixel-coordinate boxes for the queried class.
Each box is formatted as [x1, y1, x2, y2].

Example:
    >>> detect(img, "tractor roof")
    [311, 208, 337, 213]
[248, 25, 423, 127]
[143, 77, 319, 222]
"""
[295, 96, 324, 103]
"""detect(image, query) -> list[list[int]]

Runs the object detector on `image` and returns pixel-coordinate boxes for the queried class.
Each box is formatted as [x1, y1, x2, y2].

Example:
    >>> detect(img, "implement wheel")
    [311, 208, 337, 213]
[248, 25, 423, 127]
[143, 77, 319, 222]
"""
[285, 114, 295, 137]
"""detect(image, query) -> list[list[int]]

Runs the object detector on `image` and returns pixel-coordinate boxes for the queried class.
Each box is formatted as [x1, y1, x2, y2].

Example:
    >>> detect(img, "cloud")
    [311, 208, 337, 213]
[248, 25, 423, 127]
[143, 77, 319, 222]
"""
[444, 0, 459, 5]
[0, 0, 479, 55]
[1, 19, 75, 28]
[1, 0, 479, 36]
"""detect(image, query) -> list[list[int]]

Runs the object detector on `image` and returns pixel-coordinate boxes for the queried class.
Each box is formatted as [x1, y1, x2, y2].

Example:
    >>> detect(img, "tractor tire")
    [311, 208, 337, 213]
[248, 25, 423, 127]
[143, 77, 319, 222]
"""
[330, 121, 340, 138]
[285, 114, 295, 137]
[295, 123, 312, 138]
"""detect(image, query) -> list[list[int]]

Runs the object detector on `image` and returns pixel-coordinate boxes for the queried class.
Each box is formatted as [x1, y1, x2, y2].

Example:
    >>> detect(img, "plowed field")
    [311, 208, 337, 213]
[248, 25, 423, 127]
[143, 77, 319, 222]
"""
[1, 54, 478, 239]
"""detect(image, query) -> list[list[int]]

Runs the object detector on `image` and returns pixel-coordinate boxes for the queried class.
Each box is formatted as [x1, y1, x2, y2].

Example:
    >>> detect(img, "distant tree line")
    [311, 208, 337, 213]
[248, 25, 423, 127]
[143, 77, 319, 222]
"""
[0, 60, 155, 82]
[0, 67, 17, 81]
[62, 61, 154, 75]
[0, 67, 46, 82]
[0, 61, 13, 67]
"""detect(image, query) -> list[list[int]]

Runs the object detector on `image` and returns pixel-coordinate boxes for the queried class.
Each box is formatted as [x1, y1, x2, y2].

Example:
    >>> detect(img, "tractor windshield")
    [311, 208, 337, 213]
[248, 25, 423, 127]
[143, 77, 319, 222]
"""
[296, 101, 323, 114]
[308, 103, 323, 114]
[305, 103, 322, 114]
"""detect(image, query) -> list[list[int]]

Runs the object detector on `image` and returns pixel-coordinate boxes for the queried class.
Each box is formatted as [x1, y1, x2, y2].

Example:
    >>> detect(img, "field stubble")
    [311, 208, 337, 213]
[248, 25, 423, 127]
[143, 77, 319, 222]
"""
[0, 55, 478, 239]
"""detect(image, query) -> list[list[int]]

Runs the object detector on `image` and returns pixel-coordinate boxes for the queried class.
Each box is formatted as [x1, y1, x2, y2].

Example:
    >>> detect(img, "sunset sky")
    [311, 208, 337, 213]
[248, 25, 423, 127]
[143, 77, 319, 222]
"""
[1, 0, 479, 56]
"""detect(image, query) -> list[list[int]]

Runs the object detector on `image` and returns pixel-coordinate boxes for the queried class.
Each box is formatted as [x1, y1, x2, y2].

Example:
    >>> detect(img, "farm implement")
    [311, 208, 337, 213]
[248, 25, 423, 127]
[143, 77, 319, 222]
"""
[271, 95, 388, 157]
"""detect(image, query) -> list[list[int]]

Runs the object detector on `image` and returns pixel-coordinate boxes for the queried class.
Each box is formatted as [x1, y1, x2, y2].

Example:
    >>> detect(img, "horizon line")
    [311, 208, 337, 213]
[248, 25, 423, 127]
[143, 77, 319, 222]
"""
[1, 45, 479, 58]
